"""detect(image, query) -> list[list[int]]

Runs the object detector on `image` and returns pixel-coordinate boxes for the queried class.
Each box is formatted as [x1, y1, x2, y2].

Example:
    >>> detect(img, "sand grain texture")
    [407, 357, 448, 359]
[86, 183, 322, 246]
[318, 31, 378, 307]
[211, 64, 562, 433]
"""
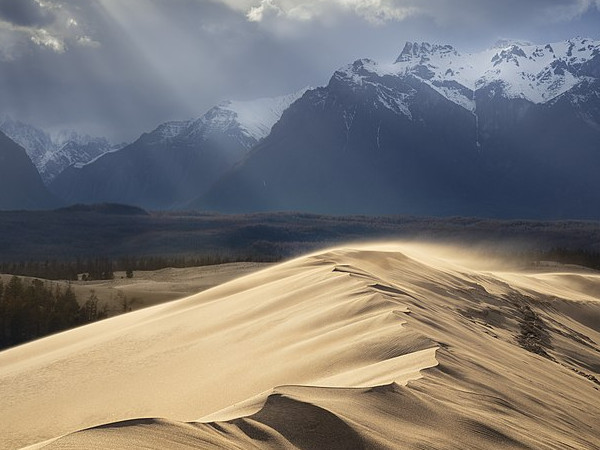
[1, 243, 599, 449]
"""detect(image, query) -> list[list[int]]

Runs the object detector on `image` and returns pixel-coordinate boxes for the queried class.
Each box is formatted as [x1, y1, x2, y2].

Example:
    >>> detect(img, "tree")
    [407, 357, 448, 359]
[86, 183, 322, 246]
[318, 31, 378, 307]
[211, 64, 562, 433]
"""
[116, 290, 136, 313]
[2, 276, 24, 343]
[0, 280, 5, 346]
[51, 284, 79, 331]
[80, 290, 107, 323]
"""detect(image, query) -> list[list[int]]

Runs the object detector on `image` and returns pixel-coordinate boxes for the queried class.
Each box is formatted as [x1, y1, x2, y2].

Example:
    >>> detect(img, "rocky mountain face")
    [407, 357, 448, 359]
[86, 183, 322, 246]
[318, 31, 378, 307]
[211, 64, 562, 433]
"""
[0, 131, 59, 210]
[49, 89, 308, 210]
[194, 38, 600, 219]
[0, 117, 122, 184]
[12, 38, 599, 218]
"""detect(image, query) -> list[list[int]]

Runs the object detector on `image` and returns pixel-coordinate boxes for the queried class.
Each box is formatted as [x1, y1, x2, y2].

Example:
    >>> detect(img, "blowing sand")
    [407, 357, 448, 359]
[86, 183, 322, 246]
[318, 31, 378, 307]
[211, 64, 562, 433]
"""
[1, 262, 271, 315]
[1, 242, 599, 449]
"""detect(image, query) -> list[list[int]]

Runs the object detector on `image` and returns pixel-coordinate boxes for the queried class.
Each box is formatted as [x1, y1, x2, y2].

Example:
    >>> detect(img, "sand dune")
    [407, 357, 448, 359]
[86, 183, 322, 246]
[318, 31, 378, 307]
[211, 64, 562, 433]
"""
[1, 243, 599, 449]
[1, 262, 272, 315]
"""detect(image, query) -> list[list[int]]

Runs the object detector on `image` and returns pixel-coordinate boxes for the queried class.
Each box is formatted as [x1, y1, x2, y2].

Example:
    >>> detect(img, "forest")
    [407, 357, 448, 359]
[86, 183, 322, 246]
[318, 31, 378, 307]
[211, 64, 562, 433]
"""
[0, 276, 107, 351]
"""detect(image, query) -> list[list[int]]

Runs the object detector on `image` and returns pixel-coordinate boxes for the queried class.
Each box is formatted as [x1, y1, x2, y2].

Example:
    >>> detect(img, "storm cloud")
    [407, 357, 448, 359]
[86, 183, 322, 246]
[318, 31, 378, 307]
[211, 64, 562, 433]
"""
[231, 0, 599, 26]
[0, 0, 598, 142]
[0, 0, 54, 27]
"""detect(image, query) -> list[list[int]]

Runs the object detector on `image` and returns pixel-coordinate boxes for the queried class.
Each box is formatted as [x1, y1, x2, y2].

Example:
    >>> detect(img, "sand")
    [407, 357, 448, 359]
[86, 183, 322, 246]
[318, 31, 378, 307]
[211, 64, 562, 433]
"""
[1, 242, 599, 449]
[0, 262, 271, 315]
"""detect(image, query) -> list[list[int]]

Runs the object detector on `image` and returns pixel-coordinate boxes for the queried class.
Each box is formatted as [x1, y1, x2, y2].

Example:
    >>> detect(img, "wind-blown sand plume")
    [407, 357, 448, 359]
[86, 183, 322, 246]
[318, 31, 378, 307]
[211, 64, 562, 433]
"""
[2, 243, 600, 449]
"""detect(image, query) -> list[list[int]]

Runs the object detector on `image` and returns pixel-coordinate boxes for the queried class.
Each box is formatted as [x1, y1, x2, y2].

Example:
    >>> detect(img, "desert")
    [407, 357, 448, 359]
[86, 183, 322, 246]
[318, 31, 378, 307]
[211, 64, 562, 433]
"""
[1, 242, 598, 449]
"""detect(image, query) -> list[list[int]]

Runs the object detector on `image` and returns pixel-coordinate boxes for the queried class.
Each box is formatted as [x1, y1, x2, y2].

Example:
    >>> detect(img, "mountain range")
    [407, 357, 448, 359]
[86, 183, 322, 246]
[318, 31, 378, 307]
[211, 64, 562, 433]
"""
[3, 37, 600, 218]
[0, 116, 125, 184]
[195, 37, 600, 218]
[49, 88, 308, 210]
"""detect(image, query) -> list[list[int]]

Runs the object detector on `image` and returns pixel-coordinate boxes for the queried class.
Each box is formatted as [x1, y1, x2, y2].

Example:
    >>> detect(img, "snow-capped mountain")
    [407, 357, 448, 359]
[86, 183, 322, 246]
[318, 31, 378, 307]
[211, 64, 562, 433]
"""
[0, 116, 54, 175]
[194, 38, 600, 219]
[0, 117, 122, 183]
[142, 87, 310, 148]
[212, 89, 311, 141]
[46, 137, 124, 178]
[50, 88, 309, 209]
[340, 37, 600, 112]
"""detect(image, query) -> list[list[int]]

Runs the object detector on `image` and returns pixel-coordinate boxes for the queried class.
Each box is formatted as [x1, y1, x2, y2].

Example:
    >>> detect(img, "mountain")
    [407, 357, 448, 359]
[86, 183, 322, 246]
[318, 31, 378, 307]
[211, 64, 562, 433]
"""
[45, 132, 125, 183]
[0, 131, 59, 210]
[0, 117, 122, 183]
[194, 38, 600, 219]
[49, 88, 309, 210]
[0, 116, 53, 176]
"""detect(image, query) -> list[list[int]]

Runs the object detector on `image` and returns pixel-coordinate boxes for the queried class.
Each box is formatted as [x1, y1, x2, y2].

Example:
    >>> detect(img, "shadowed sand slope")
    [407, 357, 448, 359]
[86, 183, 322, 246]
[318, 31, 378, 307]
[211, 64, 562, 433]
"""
[2, 243, 600, 449]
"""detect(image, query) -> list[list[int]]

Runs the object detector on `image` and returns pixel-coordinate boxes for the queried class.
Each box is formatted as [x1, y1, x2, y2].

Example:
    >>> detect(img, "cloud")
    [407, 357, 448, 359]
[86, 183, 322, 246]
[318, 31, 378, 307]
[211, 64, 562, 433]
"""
[76, 35, 100, 48]
[247, 0, 282, 22]
[30, 28, 65, 52]
[239, 0, 600, 27]
[0, 0, 102, 58]
[0, 0, 54, 27]
[244, 0, 416, 24]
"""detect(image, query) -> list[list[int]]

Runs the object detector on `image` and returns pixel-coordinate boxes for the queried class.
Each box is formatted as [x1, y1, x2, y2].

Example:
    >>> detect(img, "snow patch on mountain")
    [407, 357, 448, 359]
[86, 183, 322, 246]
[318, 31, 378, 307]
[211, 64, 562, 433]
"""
[215, 87, 310, 141]
[72, 87, 311, 171]
[389, 37, 600, 109]
[145, 87, 311, 149]
[153, 121, 192, 140]
[0, 116, 53, 168]
[333, 60, 415, 118]
[0, 116, 123, 183]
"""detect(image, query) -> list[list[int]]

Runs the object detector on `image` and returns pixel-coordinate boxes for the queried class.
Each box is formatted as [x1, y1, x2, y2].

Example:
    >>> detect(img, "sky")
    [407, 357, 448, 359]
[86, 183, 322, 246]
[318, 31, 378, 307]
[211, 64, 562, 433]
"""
[0, 0, 599, 142]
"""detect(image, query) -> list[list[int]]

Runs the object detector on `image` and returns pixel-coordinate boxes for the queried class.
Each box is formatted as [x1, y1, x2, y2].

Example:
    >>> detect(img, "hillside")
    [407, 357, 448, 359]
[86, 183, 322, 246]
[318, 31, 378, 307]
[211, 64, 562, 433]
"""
[0, 131, 58, 210]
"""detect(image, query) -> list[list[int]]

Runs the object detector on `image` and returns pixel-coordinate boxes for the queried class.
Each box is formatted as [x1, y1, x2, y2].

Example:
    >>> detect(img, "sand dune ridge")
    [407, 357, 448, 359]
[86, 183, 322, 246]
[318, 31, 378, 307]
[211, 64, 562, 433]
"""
[1, 243, 599, 449]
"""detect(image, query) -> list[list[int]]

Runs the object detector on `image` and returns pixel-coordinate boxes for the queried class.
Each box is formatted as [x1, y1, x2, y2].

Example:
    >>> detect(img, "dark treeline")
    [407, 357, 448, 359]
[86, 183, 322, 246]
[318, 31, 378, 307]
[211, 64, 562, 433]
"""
[534, 248, 600, 270]
[0, 258, 114, 281]
[0, 251, 282, 281]
[0, 276, 107, 351]
[115, 251, 280, 272]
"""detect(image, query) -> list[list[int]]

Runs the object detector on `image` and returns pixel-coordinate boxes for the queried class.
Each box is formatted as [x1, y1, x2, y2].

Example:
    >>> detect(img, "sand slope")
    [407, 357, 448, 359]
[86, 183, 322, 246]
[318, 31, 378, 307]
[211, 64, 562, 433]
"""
[1, 262, 271, 315]
[1, 243, 599, 449]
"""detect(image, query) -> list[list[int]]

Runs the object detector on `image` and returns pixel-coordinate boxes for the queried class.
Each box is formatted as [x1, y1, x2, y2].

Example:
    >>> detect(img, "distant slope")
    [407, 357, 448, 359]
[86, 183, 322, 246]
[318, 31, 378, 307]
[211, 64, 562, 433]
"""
[0, 117, 121, 183]
[0, 131, 59, 210]
[49, 89, 308, 210]
[2, 244, 599, 449]
[55, 203, 149, 215]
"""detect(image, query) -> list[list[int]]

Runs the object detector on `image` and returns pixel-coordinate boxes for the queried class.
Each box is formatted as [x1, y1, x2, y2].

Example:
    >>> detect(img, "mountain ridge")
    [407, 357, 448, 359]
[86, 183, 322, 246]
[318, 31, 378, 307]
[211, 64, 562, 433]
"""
[49, 88, 309, 210]
[0, 116, 124, 183]
[192, 37, 600, 219]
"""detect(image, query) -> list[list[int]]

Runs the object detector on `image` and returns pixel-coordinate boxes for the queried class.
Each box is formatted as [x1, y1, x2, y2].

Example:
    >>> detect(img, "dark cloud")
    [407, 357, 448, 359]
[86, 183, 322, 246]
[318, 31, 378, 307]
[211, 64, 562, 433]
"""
[0, 0, 54, 27]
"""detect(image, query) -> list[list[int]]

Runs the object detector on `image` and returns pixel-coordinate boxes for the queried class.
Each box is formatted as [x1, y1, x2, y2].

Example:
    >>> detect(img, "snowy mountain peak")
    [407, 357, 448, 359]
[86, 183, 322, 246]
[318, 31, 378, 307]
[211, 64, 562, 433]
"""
[216, 86, 311, 141]
[395, 42, 457, 64]
[491, 39, 534, 50]
[327, 38, 600, 121]
[383, 38, 600, 108]
[153, 120, 192, 140]
[491, 45, 527, 67]
[0, 116, 53, 165]
[153, 86, 312, 149]
[0, 117, 122, 183]
[135, 87, 312, 157]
